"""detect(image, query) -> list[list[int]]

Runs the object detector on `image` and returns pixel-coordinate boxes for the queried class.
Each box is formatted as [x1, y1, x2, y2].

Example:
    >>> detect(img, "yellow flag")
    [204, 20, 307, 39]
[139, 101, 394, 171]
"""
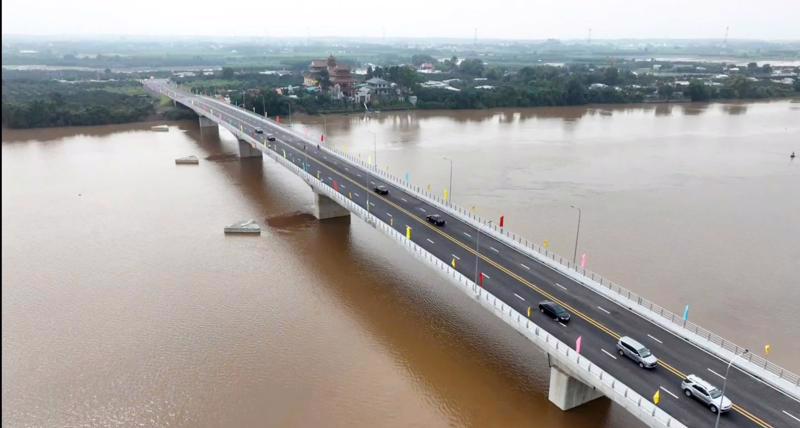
[427, 184, 431, 192]
[451, 257, 456, 268]
[444, 189, 449, 201]
[406, 226, 411, 240]
[348, 192, 352, 199]
[765, 344, 771, 355]
[544, 240, 550, 249]
[527, 307, 531, 318]
[653, 390, 661, 405]
[368, 155, 373, 164]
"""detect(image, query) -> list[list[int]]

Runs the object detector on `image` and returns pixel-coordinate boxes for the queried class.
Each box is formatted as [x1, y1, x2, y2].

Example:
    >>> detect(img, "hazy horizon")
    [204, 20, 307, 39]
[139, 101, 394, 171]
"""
[3, 0, 799, 40]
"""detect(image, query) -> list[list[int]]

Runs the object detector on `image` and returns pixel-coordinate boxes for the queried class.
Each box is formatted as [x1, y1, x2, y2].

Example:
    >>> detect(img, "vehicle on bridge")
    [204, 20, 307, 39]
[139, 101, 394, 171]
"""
[267, 134, 276, 142]
[681, 374, 732, 414]
[538, 301, 571, 322]
[374, 185, 389, 195]
[426, 214, 446, 226]
[617, 336, 658, 368]
[254, 127, 264, 134]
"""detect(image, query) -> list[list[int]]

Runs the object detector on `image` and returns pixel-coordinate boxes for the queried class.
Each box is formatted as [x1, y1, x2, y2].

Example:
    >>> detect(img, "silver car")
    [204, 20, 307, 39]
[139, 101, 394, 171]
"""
[681, 374, 733, 414]
[616, 336, 658, 368]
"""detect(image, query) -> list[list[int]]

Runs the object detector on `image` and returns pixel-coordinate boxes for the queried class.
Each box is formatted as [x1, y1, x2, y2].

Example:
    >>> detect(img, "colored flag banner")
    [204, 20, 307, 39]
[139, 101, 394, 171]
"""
[444, 189, 449, 201]
[543, 240, 550, 249]
[580, 253, 587, 268]
[576, 336, 583, 354]
[427, 184, 432, 192]
[451, 257, 457, 268]
[499, 215, 505, 227]
[405, 172, 410, 183]
[527, 307, 532, 318]
[406, 226, 412, 240]
[320, 134, 325, 142]
[333, 180, 339, 192]
[653, 389, 661, 405]
[479, 272, 485, 287]
[683, 304, 690, 321]
[765, 344, 771, 355]
[276, 116, 281, 123]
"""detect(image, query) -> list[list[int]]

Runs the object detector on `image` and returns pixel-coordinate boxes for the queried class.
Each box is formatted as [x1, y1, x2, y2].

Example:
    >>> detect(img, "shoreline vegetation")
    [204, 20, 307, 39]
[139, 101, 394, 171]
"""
[2, 38, 798, 129]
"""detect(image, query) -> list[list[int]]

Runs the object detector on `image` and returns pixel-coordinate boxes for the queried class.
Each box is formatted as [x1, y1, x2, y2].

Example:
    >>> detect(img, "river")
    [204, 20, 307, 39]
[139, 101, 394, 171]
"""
[3, 100, 799, 427]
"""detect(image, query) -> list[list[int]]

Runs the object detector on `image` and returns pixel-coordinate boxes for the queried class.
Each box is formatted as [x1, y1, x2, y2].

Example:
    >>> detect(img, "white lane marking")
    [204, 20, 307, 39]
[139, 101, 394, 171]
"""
[463, 232, 472, 238]
[514, 293, 526, 301]
[647, 334, 663, 344]
[555, 283, 567, 291]
[601, 349, 618, 360]
[400, 198, 407, 202]
[783, 411, 800, 423]
[707, 368, 726, 380]
[328, 176, 333, 181]
[370, 181, 375, 185]
[369, 202, 375, 206]
[558, 322, 568, 328]
[345, 167, 349, 171]
[597, 306, 611, 315]
[419, 207, 426, 212]
[659, 386, 679, 399]
[489, 246, 499, 253]
[520, 263, 531, 270]
[386, 213, 392, 218]
[356, 173, 361, 177]
[353, 192, 360, 197]
[451, 254, 460, 260]
[482, 273, 491, 279]
[426, 239, 435, 244]
[340, 184, 346, 188]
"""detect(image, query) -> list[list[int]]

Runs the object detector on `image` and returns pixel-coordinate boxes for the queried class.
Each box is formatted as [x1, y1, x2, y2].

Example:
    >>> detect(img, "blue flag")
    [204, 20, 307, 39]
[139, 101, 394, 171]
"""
[405, 172, 410, 183]
[683, 304, 690, 321]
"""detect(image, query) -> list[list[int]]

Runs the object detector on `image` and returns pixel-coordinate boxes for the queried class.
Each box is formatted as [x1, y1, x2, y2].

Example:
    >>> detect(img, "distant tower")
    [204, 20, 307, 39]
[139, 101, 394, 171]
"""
[723, 26, 729, 48]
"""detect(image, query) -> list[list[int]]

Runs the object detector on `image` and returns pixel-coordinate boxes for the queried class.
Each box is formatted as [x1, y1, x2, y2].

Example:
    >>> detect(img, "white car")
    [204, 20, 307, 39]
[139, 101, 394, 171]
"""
[681, 374, 732, 414]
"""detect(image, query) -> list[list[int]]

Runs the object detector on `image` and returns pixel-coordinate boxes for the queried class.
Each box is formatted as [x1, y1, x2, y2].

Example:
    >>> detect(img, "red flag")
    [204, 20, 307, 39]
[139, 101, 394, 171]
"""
[479, 272, 485, 287]
[320, 134, 325, 142]
[276, 116, 281, 123]
[499, 215, 504, 227]
[576, 336, 583, 354]
[333, 180, 339, 192]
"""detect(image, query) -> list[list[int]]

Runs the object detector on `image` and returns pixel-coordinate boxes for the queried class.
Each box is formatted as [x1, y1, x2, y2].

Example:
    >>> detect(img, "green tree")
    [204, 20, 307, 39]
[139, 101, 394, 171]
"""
[687, 80, 711, 101]
[459, 58, 485, 77]
[604, 67, 619, 85]
[319, 69, 331, 91]
[411, 54, 436, 66]
[657, 84, 674, 99]
[221, 67, 234, 79]
[564, 78, 586, 105]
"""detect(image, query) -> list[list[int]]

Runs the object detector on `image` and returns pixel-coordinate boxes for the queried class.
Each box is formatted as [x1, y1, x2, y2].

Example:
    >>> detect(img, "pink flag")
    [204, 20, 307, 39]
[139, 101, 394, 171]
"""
[576, 336, 583, 354]
[580, 253, 587, 269]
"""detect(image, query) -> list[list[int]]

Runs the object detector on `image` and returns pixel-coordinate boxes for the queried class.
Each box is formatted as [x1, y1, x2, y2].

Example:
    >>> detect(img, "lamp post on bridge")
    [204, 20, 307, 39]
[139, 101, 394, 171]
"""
[474, 220, 493, 291]
[367, 131, 377, 171]
[714, 349, 748, 428]
[570, 205, 582, 265]
[443, 157, 453, 205]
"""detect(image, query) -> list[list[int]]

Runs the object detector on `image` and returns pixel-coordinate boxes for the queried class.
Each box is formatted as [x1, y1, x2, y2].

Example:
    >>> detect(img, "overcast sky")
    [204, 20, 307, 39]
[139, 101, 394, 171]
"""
[3, 0, 799, 40]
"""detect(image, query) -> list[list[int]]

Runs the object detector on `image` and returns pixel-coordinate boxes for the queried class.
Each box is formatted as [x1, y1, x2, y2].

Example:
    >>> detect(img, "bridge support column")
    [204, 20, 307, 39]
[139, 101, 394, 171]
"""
[198, 115, 216, 128]
[314, 192, 350, 220]
[548, 365, 604, 411]
[238, 139, 262, 158]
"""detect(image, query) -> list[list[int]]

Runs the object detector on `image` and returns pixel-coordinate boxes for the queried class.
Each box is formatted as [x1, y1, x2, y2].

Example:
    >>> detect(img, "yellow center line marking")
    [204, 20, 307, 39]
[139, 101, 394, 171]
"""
[190, 95, 774, 428]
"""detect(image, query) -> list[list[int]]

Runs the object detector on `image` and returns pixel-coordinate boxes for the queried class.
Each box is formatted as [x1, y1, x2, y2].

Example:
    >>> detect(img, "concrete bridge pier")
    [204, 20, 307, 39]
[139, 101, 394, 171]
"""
[238, 139, 262, 158]
[548, 364, 605, 410]
[198, 115, 216, 128]
[314, 192, 350, 220]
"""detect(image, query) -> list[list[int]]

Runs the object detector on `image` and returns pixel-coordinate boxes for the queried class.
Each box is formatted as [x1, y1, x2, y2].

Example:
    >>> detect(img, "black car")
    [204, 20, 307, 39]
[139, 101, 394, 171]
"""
[426, 214, 446, 226]
[538, 300, 571, 322]
[374, 185, 389, 195]
[266, 135, 276, 142]
[254, 128, 264, 134]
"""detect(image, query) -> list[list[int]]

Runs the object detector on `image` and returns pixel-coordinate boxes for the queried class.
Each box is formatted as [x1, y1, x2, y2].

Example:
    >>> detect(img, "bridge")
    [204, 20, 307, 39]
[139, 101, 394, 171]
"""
[146, 79, 800, 428]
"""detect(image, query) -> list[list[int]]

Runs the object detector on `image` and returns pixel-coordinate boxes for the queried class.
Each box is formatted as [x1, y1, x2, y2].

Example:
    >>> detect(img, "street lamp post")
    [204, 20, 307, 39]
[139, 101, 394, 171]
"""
[475, 220, 493, 290]
[443, 157, 453, 204]
[714, 349, 748, 428]
[570, 205, 582, 264]
[366, 131, 378, 170]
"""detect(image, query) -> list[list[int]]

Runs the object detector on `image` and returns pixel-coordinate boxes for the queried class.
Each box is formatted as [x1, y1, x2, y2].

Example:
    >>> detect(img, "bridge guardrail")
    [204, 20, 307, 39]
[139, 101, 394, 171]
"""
[171, 83, 799, 399]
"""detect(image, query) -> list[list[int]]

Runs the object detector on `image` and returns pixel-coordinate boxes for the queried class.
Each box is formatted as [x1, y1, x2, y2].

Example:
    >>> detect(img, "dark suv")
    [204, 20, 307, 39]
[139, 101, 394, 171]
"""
[254, 128, 264, 134]
[538, 300, 571, 322]
[266, 135, 276, 141]
[426, 214, 446, 226]
[374, 185, 389, 195]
